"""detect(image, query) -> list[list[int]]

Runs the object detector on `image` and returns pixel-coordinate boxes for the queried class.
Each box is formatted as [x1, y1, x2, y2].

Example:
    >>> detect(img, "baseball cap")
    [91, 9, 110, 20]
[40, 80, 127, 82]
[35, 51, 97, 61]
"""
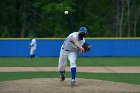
[79, 27, 87, 33]
[31, 35, 34, 39]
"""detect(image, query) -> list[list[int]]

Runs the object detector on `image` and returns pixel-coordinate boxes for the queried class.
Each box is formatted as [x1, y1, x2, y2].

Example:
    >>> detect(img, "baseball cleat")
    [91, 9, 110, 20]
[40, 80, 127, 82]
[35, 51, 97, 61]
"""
[60, 71, 65, 81]
[71, 80, 76, 87]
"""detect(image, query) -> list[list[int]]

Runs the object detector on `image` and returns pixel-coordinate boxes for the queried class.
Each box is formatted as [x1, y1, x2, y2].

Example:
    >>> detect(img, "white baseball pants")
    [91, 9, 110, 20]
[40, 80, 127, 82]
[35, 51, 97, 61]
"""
[30, 47, 36, 55]
[58, 48, 77, 71]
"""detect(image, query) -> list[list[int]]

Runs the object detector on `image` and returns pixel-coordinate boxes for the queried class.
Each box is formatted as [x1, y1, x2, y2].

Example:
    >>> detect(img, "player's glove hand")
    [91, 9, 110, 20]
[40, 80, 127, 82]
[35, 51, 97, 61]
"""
[29, 44, 32, 48]
[82, 43, 92, 52]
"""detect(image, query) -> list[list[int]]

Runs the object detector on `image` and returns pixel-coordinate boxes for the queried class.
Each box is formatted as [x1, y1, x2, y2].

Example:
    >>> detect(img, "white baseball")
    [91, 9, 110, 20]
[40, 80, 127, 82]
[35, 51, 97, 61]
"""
[64, 11, 68, 14]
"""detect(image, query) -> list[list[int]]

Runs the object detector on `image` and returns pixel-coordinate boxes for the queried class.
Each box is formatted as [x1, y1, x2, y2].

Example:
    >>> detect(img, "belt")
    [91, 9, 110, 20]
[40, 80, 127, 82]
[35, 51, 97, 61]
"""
[62, 48, 69, 51]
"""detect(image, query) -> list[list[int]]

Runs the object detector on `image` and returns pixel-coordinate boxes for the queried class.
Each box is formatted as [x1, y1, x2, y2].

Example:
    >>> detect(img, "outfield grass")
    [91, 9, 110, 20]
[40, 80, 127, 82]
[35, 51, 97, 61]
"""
[0, 72, 140, 85]
[0, 57, 140, 67]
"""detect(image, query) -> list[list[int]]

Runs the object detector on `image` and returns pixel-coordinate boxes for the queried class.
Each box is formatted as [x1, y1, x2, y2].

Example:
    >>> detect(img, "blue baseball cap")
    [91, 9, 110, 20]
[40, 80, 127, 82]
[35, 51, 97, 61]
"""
[79, 27, 87, 33]
[31, 35, 34, 39]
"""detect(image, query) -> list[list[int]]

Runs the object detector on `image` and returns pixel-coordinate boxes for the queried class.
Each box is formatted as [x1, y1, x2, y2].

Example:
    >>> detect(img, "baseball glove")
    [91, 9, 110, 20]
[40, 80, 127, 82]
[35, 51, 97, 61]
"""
[82, 43, 92, 52]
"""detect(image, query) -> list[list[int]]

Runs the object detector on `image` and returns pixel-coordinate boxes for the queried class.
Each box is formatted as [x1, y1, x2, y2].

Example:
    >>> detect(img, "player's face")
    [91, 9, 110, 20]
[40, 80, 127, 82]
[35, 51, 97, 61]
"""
[78, 32, 86, 40]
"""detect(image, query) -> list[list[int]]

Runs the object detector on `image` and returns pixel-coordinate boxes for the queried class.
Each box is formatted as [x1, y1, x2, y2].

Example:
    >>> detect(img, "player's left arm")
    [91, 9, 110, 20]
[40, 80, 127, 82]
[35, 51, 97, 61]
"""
[82, 42, 92, 52]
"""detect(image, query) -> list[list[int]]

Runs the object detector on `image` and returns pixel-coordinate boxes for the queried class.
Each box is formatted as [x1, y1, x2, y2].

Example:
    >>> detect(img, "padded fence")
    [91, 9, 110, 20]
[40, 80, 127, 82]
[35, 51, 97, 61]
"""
[0, 38, 140, 57]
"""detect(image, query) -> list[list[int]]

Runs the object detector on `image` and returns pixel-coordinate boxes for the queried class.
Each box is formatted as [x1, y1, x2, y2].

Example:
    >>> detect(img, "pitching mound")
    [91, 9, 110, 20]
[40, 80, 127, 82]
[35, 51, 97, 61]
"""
[0, 78, 140, 93]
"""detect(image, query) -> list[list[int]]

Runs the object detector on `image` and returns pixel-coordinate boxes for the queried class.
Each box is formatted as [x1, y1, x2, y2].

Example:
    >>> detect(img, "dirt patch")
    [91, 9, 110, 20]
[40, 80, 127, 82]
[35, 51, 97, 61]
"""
[0, 67, 140, 73]
[0, 78, 140, 93]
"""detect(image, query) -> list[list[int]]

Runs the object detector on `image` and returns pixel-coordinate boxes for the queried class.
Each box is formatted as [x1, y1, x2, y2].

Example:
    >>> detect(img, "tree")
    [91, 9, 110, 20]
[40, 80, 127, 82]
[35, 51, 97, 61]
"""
[0, 0, 140, 37]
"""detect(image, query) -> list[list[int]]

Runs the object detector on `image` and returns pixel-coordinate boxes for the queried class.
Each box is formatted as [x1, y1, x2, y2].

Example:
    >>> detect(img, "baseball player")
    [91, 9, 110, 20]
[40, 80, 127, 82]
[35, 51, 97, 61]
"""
[58, 27, 87, 87]
[29, 35, 37, 60]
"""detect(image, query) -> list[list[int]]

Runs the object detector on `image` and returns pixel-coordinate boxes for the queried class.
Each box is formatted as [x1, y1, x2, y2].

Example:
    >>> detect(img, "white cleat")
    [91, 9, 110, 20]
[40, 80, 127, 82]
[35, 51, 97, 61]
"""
[71, 80, 76, 87]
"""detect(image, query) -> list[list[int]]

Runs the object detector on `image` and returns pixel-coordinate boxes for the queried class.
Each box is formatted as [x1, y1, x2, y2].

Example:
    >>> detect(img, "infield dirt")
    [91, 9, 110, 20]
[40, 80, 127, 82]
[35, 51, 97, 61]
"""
[0, 78, 140, 93]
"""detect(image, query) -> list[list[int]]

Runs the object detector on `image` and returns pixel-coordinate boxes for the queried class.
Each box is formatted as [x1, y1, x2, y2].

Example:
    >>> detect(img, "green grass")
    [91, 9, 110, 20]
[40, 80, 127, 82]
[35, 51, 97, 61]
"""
[0, 72, 140, 85]
[0, 57, 58, 67]
[0, 57, 140, 67]
[77, 57, 140, 66]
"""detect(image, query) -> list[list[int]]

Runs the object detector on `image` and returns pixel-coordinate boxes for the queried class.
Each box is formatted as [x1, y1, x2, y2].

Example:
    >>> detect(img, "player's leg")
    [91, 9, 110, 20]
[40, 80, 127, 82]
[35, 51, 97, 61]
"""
[68, 52, 77, 86]
[58, 49, 68, 81]
[32, 47, 36, 58]
[30, 48, 34, 60]
[58, 56, 67, 81]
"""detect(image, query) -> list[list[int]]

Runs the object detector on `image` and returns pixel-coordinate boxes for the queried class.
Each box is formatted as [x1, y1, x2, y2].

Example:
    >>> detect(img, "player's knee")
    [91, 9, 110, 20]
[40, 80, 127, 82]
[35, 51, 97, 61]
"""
[70, 61, 76, 68]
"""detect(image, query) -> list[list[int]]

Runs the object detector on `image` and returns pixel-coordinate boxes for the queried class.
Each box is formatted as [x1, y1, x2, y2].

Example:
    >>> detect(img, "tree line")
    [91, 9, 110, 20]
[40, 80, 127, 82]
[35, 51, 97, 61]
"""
[0, 0, 140, 38]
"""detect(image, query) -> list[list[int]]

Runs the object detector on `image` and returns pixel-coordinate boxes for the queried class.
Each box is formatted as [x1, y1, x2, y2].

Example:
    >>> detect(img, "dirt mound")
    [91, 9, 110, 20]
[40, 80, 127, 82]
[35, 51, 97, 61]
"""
[0, 78, 140, 93]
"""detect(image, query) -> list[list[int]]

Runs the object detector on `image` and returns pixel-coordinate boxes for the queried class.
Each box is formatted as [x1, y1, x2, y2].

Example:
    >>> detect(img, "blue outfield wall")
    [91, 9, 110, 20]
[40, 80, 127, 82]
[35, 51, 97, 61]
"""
[0, 38, 140, 57]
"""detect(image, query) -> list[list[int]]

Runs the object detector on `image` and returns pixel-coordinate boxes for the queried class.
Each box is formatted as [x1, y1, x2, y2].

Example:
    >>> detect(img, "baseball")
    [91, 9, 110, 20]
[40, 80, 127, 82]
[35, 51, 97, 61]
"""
[64, 11, 68, 14]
